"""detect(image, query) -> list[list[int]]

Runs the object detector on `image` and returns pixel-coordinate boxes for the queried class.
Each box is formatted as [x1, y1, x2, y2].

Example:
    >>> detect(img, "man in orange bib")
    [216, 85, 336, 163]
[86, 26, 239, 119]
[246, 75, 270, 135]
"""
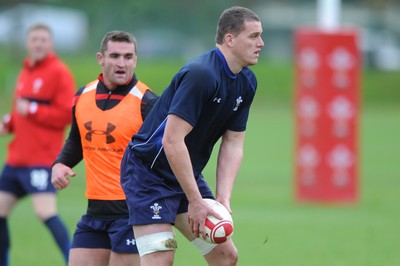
[51, 31, 158, 266]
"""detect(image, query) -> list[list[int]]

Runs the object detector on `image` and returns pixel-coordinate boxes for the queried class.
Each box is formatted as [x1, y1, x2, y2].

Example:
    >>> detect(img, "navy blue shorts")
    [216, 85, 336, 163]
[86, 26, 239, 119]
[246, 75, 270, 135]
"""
[0, 164, 56, 198]
[120, 148, 214, 226]
[71, 214, 138, 253]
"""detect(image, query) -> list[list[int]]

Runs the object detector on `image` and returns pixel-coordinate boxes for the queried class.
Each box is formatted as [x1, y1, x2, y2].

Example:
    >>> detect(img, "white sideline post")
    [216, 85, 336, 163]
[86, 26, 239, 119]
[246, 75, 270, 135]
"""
[317, 0, 341, 31]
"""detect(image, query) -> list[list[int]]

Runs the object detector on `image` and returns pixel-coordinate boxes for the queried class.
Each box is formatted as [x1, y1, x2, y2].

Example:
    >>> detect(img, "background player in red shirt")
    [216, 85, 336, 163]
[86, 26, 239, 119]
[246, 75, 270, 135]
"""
[0, 24, 75, 265]
[51, 31, 158, 266]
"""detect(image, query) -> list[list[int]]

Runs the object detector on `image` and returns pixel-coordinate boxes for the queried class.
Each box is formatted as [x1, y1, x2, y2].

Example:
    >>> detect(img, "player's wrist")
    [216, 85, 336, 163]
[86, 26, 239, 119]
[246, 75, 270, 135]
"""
[187, 193, 203, 203]
[0, 114, 11, 134]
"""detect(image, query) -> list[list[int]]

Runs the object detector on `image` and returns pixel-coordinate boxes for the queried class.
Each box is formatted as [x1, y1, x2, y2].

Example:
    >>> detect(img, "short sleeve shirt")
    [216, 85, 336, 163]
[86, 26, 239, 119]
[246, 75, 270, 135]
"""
[130, 48, 257, 181]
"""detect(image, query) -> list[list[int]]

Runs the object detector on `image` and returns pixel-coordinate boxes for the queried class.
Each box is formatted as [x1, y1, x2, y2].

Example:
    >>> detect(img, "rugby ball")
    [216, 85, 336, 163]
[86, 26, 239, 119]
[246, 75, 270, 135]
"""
[203, 198, 234, 244]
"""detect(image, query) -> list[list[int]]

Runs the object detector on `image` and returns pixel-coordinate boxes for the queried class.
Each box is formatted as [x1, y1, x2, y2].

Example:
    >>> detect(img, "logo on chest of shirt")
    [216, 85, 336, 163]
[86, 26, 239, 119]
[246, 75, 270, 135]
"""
[84, 121, 116, 144]
[32, 78, 43, 94]
[233, 96, 243, 111]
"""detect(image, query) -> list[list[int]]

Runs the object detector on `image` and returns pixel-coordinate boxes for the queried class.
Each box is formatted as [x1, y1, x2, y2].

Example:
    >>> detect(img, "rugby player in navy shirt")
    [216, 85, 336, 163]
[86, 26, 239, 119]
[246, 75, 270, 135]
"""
[121, 6, 264, 266]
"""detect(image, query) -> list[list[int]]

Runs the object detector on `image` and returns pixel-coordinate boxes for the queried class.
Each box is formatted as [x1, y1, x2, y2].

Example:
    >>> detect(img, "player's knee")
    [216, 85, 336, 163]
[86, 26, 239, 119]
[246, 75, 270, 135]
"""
[223, 245, 238, 265]
[33, 202, 58, 221]
[204, 241, 238, 266]
[136, 231, 177, 257]
[218, 243, 238, 265]
[35, 210, 55, 221]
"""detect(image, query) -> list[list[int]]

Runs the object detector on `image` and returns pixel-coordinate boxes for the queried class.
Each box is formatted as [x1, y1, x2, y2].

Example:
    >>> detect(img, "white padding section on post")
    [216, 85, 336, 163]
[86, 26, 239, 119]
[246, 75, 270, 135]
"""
[136, 231, 177, 257]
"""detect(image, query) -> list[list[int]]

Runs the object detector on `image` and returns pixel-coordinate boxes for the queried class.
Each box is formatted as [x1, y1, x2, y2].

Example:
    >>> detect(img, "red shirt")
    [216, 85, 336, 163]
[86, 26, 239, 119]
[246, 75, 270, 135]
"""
[5, 53, 75, 167]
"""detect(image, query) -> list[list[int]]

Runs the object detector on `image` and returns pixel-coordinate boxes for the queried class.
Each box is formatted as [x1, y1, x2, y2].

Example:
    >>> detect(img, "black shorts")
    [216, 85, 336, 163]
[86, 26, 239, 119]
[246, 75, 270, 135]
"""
[0, 164, 56, 198]
[71, 214, 138, 253]
[120, 148, 214, 226]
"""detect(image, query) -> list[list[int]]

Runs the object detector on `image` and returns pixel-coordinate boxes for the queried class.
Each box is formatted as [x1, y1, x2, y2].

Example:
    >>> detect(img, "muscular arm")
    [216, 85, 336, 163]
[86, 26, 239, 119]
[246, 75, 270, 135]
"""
[163, 114, 201, 201]
[163, 114, 213, 238]
[215, 130, 245, 213]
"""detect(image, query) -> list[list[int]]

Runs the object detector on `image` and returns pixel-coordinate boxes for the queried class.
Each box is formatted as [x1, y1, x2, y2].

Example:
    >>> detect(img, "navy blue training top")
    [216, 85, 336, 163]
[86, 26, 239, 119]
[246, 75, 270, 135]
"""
[129, 48, 257, 182]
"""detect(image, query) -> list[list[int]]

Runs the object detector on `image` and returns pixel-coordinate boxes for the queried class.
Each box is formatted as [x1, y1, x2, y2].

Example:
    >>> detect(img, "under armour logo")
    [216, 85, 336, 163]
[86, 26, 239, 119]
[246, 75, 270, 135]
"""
[213, 97, 222, 103]
[126, 239, 136, 246]
[84, 121, 116, 144]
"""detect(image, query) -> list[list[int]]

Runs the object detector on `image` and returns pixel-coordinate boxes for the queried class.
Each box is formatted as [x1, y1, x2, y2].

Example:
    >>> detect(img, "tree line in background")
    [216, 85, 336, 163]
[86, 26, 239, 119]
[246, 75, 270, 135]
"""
[1, 0, 397, 52]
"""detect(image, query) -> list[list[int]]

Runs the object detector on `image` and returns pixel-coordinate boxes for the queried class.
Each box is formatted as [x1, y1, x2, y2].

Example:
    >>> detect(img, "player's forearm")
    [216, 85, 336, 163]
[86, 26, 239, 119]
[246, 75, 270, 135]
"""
[53, 114, 83, 168]
[54, 139, 83, 168]
[163, 114, 202, 201]
[215, 132, 244, 202]
[27, 104, 72, 129]
[164, 141, 202, 202]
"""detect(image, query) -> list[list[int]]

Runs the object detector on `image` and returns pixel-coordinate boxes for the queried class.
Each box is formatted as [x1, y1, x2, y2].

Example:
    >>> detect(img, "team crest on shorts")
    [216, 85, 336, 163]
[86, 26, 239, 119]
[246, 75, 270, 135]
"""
[150, 203, 162, 219]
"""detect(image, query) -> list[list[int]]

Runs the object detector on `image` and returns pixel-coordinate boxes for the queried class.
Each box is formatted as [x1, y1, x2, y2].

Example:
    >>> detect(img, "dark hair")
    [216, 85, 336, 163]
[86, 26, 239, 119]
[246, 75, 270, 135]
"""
[27, 23, 52, 36]
[100, 31, 137, 54]
[215, 6, 260, 44]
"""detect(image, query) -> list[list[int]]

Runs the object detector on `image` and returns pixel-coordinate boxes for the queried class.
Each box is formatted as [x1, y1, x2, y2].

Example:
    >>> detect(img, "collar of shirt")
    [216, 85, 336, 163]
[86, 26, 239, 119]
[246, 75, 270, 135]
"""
[96, 73, 138, 95]
[23, 52, 57, 69]
[214, 48, 238, 80]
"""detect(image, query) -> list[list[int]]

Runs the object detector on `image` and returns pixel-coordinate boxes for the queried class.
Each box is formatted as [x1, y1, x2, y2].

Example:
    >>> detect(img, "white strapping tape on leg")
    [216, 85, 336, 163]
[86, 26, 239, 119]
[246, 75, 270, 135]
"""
[136, 231, 177, 257]
[191, 238, 217, 256]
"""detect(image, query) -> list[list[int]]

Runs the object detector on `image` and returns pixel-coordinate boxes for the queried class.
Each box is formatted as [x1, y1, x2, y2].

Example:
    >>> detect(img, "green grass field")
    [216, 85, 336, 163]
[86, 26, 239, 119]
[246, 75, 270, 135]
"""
[0, 56, 399, 265]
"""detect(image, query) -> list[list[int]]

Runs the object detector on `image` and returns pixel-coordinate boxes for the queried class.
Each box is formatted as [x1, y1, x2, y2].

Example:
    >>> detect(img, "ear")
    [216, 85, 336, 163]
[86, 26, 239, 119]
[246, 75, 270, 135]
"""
[224, 33, 234, 47]
[133, 55, 138, 69]
[96, 52, 104, 66]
